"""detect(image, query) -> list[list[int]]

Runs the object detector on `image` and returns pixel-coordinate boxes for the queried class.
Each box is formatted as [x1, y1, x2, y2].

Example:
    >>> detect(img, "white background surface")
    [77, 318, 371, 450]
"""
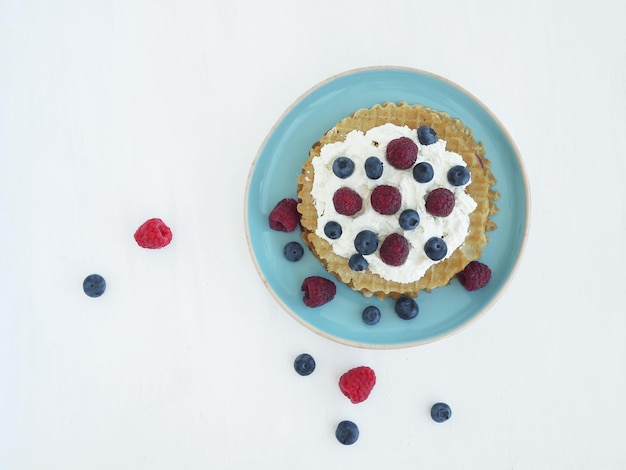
[1, 0, 625, 468]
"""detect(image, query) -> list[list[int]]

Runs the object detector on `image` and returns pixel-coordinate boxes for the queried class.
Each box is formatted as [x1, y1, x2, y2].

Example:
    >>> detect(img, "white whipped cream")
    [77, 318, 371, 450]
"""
[310, 123, 477, 283]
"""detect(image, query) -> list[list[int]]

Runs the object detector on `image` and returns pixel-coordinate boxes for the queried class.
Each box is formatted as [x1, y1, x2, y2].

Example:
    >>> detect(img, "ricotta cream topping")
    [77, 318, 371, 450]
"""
[310, 123, 477, 283]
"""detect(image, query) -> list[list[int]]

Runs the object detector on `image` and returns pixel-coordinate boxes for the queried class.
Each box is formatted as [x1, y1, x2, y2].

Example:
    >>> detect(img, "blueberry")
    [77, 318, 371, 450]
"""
[293, 353, 316, 376]
[394, 296, 419, 320]
[335, 420, 359, 445]
[349, 253, 369, 271]
[362, 306, 381, 325]
[417, 125, 437, 145]
[431, 402, 452, 423]
[283, 241, 304, 261]
[424, 237, 447, 261]
[324, 221, 342, 239]
[332, 157, 355, 179]
[364, 156, 383, 180]
[399, 209, 420, 230]
[83, 274, 106, 298]
[413, 162, 434, 183]
[447, 165, 470, 186]
[354, 230, 378, 255]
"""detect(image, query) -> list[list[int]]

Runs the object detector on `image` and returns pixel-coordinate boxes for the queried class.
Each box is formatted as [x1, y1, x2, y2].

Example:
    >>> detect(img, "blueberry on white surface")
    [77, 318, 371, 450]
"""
[293, 353, 316, 376]
[335, 420, 359, 445]
[431, 402, 452, 423]
[394, 296, 419, 320]
[83, 274, 106, 298]
[417, 125, 437, 145]
[283, 241, 304, 262]
[412, 161, 434, 183]
[324, 221, 342, 240]
[364, 156, 383, 179]
[424, 237, 447, 261]
[332, 156, 355, 179]
[447, 165, 470, 186]
[362, 306, 381, 325]
[354, 230, 378, 255]
[399, 209, 420, 230]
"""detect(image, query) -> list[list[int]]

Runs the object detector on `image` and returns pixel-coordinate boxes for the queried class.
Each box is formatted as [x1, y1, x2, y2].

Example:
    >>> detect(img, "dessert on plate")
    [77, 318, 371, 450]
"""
[296, 102, 499, 299]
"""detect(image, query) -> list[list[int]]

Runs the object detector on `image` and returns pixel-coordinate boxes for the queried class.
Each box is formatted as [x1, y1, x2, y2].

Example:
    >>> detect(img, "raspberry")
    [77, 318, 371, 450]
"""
[425, 188, 455, 217]
[457, 261, 492, 291]
[134, 218, 173, 249]
[379, 233, 409, 266]
[301, 276, 337, 307]
[332, 187, 362, 216]
[339, 366, 376, 404]
[268, 198, 299, 232]
[386, 136, 418, 169]
[370, 185, 402, 215]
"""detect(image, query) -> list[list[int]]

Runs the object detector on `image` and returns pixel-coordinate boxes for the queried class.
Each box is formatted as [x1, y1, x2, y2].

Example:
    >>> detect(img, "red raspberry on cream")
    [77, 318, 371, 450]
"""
[425, 188, 456, 217]
[380, 233, 410, 266]
[370, 185, 402, 215]
[332, 187, 362, 216]
[386, 136, 418, 169]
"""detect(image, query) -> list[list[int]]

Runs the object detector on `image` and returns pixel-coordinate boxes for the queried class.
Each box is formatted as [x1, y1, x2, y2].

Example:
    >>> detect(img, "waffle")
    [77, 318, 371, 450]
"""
[297, 102, 499, 299]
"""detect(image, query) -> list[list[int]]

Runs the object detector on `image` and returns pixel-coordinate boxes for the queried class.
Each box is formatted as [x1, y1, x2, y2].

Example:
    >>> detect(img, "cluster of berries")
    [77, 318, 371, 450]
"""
[358, 296, 421, 324]
[267, 195, 491, 314]
[267, 198, 339, 307]
[293, 353, 376, 445]
[294, 353, 451, 445]
[326, 126, 472, 271]
[82, 218, 173, 298]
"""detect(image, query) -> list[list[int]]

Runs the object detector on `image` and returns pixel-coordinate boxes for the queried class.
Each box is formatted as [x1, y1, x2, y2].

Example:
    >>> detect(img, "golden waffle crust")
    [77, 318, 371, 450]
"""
[297, 102, 499, 299]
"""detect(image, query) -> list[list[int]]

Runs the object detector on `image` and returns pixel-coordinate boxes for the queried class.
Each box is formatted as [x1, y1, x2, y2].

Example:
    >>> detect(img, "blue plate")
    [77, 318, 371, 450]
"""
[245, 66, 529, 349]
